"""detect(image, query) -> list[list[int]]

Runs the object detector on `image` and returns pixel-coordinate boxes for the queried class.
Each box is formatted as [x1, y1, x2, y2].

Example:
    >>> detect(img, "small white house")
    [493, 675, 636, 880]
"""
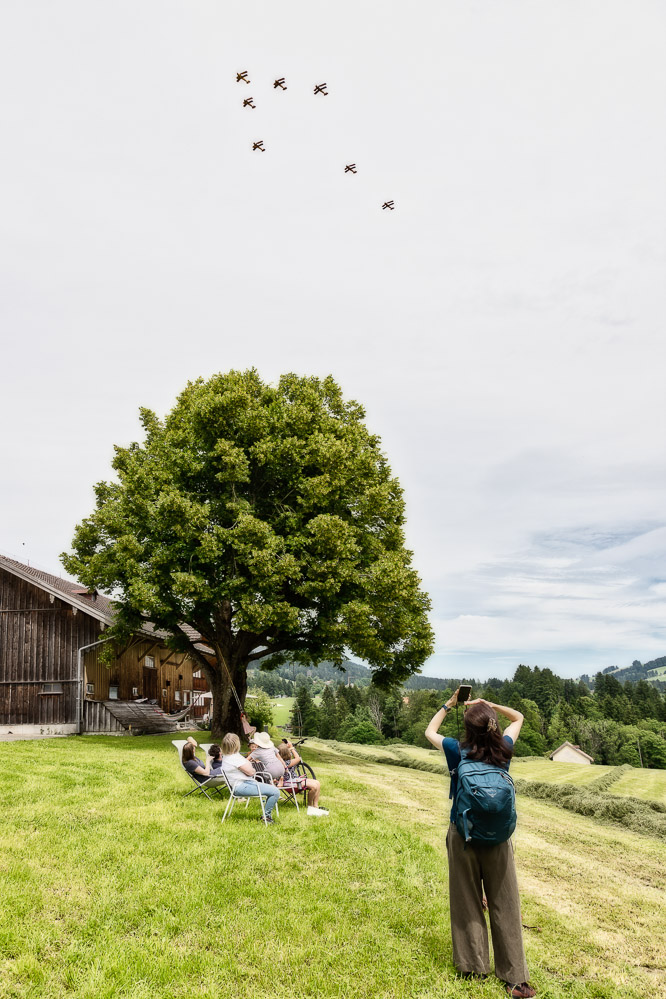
[549, 741, 594, 764]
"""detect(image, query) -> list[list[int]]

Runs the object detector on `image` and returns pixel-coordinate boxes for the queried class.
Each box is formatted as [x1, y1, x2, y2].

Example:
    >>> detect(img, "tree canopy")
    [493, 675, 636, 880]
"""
[62, 370, 434, 737]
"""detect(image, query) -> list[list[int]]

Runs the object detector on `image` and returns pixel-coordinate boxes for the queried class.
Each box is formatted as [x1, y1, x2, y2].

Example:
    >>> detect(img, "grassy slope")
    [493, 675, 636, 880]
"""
[0, 735, 664, 999]
[316, 740, 666, 802]
[268, 695, 321, 728]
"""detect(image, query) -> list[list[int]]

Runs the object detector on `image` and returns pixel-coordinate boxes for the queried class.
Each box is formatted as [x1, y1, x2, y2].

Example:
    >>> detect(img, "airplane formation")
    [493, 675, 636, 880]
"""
[236, 71, 394, 211]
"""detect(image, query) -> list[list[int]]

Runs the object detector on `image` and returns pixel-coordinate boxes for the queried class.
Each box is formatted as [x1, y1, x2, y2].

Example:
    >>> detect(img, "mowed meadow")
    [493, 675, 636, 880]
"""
[0, 735, 665, 999]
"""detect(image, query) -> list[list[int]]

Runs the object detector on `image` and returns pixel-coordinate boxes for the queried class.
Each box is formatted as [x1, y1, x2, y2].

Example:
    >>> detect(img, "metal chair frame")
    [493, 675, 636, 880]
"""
[172, 739, 229, 801]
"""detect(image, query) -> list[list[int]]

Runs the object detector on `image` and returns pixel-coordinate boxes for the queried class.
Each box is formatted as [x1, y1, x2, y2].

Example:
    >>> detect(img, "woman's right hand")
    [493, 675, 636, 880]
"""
[445, 687, 460, 709]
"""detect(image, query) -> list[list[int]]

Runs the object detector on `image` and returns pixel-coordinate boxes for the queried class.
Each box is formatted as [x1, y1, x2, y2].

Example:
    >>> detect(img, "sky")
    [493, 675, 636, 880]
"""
[1, 1, 665, 681]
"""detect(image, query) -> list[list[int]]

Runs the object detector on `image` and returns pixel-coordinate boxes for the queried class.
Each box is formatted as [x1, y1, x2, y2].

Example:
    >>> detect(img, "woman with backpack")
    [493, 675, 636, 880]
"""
[425, 691, 536, 999]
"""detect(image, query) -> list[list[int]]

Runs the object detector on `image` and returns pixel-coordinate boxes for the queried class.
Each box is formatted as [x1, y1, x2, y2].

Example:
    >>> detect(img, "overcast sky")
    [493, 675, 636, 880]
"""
[1, 1, 664, 681]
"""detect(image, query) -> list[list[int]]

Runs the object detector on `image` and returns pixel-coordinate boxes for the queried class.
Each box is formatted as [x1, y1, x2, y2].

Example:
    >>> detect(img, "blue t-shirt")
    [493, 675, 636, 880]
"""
[442, 735, 514, 823]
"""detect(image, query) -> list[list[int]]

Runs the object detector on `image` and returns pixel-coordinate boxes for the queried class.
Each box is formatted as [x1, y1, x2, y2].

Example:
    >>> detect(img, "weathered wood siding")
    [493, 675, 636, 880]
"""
[82, 700, 125, 733]
[0, 568, 101, 726]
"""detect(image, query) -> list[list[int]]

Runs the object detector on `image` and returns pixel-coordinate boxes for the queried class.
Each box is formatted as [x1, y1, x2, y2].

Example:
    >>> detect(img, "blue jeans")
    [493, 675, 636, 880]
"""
[233, 780, 280, 817]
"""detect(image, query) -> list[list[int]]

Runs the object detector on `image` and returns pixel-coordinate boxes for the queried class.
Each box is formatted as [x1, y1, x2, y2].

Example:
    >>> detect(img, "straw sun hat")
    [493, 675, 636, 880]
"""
[251, 732, 274, 750]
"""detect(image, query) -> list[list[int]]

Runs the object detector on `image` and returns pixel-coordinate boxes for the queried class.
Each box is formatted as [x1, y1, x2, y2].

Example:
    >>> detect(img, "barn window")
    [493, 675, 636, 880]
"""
[144, 655, 155, 669]
[174, 690, 181, 703]
[41, 683, 63, 694]
[109, 685, 119, 700]
[132, 687, 139, 697]
[193, 670, 201, 678]
[183, 690, 191, 705]
[86, 683, 95, 695]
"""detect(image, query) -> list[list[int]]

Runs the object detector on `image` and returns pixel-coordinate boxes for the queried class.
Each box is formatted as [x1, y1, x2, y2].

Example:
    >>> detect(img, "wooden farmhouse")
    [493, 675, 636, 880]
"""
[549, 741, 594, 764]
[0, 555, 210, 737]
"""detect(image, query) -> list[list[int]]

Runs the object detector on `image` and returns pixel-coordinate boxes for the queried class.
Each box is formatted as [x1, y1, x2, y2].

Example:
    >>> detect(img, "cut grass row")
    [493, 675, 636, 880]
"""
[0, 734, 665, 999]
[309, 739, 666, 804]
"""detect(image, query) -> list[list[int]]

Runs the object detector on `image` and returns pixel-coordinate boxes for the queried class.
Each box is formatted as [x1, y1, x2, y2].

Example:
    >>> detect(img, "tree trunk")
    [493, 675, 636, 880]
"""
[208, 660, 248, 742]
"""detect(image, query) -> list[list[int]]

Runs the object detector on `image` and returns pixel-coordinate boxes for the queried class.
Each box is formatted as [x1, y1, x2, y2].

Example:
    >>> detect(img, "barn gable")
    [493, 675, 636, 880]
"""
[0, 555, 209, 737]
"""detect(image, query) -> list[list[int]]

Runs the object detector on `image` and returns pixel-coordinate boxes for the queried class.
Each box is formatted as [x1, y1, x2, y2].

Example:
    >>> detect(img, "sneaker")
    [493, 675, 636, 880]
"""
[261, 815, 275, 825]
[505, 984, 536, 998]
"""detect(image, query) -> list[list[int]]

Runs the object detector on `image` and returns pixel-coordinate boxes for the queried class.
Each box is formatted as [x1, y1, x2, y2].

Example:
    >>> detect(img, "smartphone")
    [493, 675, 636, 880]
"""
[457, 684, 472, 704]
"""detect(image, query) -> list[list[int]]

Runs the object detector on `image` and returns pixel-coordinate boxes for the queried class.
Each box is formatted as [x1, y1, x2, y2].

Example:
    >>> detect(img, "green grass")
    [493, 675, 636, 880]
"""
[0, 734, 665, 999]
[510, 759, 615, 786]
[314, 740, 666, 803]
[269, 695, 295, 726]
[612, 768, 666, 804]
[268, 695, 321, 728]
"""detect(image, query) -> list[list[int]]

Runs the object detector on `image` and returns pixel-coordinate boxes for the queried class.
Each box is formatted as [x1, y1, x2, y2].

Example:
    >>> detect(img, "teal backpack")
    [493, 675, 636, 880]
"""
[453, 750, 516, 844]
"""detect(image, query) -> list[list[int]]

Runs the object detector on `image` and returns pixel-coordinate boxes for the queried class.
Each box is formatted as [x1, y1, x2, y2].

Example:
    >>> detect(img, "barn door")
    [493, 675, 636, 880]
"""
[143, 666, 158, 701]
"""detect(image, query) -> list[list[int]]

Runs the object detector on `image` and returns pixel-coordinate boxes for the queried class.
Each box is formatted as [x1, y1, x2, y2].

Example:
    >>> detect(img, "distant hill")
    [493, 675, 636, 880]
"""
[601, 656, 666, 689]
[252, 657, 372, 685]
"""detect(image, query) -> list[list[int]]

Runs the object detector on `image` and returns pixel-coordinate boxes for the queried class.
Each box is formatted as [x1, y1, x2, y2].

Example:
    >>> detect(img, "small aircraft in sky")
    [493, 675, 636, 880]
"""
[273, 78, 287, 90]
[314, 83, 328, 95]
[236, 71, 250, 84]
[243, 97, 256, 109]
[252, 140, 265, 152]
[382, 201, 395, 210]
[344, 164, 357, 174]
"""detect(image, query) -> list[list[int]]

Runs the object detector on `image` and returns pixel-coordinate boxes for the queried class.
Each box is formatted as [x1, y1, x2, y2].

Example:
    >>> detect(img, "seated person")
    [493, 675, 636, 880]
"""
[219, 733, 280, 824]
[247, 732, 286, 782]
[181, 740, 213, 783]
[277, 742, 328, 814]
[207, 744, 223, 773]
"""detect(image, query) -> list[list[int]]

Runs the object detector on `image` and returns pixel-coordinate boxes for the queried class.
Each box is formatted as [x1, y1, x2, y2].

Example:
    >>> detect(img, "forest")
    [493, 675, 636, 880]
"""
[248, 662, 666, 769]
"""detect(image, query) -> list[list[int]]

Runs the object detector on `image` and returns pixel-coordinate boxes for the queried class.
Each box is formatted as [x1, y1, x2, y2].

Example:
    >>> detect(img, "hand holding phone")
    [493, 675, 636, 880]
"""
[457, 684, 472, 705]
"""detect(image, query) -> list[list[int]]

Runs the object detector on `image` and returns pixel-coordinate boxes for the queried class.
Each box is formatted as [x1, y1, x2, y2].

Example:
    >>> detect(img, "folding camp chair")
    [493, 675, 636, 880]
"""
[277, 767, 307, 811]
[219, 769, 280, 823]
[172, 739, 228, 801]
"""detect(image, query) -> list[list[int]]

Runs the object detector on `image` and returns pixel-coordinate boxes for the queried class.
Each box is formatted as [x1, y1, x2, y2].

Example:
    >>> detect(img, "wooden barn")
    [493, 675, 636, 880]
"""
[0, 555, 210, 737]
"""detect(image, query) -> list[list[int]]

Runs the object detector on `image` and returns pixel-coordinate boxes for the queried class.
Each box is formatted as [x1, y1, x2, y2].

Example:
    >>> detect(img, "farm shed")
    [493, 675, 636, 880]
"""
[0, 555, 210, 737]
[549, 741, 594, 764]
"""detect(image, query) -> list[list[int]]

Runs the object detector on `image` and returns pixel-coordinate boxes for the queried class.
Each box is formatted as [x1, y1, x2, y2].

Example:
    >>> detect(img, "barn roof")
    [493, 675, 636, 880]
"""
[0, 554, 115, 624]
[0, 554, 213, 655]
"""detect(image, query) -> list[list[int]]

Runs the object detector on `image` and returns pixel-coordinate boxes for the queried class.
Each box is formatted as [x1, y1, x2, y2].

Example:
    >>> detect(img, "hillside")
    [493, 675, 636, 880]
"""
[0, 737, 666, 999]
[603, 656, 666, 689]
[0, 733, 664, 999]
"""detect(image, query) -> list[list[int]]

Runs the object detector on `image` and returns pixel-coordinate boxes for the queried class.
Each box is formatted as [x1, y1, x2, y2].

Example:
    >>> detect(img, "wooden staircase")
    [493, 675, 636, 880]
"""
[83, 700, 186, 735]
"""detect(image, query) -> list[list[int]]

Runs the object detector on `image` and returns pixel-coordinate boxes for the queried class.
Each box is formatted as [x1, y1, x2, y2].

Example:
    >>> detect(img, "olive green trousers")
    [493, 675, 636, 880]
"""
[446, 823, 529, 984]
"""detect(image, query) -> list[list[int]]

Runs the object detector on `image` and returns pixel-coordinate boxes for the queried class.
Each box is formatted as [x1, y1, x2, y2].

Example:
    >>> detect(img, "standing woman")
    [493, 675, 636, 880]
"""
[425, 691, 536, 999]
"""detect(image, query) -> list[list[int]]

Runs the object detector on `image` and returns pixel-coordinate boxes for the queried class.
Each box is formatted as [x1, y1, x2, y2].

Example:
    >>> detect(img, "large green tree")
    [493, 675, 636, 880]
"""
[62, 370, 434, 738]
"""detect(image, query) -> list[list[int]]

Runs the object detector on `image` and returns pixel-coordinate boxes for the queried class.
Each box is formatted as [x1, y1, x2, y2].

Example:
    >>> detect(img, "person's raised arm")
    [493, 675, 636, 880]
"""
[425, 688, 460, 750]
[466, 698, 524, 743]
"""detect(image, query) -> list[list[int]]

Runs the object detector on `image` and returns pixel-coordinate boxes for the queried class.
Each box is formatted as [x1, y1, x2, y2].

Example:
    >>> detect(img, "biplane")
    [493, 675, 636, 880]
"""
[273, 78, 287, 90]
[382, 201, 395, 210]
[252, 140, 265, 152]
[344, 164, 357, 174]
[314, 83, 328, 95]
[243, 97, 256, 109]
[236, 71, 250, 84]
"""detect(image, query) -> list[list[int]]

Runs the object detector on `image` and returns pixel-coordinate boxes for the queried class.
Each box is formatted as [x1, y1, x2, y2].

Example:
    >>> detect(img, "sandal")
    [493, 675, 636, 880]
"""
[505, 984, 536, 998]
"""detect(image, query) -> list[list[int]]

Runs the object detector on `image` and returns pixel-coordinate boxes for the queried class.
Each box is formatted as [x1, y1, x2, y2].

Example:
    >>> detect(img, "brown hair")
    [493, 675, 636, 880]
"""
[221, 733, 241, 756]
[208, 744, 221, 759]
[278, 744, 292, 762]
[182, 743, 197, 763]
[461, 702, 513, 767]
